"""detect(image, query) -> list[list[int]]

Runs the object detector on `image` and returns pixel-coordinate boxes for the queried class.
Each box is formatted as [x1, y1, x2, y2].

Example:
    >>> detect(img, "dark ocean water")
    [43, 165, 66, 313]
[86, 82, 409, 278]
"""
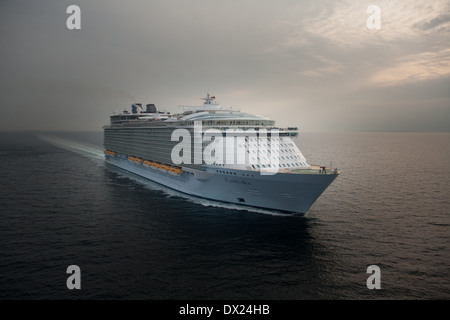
[0, 131, 449, 300]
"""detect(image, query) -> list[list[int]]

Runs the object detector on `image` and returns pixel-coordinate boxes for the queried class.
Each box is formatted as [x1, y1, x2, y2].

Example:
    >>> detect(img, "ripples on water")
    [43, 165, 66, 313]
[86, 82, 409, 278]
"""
[0, 131, 448, 299]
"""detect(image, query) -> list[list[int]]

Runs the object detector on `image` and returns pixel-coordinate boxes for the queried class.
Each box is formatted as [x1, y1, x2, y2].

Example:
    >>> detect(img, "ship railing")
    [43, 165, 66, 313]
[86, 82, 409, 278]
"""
[297, 164, 340, 175]
[109, 121, 170, 128]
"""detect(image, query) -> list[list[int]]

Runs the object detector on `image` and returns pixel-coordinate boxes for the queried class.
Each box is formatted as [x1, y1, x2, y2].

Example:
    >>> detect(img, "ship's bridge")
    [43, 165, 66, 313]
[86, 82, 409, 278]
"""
[177, 93, 275, 127]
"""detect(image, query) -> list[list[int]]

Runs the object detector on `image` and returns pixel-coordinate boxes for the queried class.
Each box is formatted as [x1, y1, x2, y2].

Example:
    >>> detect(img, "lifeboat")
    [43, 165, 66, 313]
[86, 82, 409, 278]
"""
[141, 158, 183, 175]
[104, 150, 118, 156]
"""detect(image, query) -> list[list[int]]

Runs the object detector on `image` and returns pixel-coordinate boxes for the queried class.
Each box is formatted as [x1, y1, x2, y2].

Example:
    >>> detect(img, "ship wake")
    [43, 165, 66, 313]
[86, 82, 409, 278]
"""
[37, 134, 105, 162]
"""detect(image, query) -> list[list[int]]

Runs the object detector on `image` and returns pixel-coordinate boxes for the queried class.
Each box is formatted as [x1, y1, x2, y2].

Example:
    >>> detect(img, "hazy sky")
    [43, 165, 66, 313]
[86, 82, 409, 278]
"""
[1, 0, 449, 131]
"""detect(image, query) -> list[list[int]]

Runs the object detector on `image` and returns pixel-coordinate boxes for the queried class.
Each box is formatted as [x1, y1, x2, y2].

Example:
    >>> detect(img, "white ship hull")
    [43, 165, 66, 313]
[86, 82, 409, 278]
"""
[105, 155, 338, 215]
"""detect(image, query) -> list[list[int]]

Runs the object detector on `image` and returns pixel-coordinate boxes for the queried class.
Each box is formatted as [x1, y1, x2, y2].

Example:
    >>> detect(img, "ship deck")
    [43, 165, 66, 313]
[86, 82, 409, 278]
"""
[242, 165, 339, 175]
[291, 165, 339, 175]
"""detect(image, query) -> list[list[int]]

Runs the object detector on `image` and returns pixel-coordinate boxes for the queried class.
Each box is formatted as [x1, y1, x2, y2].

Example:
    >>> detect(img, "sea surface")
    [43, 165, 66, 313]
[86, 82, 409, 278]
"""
[0, 131, 449, 300]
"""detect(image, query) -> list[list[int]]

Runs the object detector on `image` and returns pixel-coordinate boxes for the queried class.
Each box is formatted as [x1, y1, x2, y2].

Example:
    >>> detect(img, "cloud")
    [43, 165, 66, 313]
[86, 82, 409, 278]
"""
[413, 13, 450, 31]
[371, 48, 450, 86]
[277, 0, 450, 49]
[299, 56, 344, 77]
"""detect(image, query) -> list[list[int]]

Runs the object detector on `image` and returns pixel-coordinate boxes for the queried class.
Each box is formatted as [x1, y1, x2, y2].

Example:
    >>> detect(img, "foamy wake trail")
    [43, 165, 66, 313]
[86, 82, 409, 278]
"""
[37, 134, 105, 161]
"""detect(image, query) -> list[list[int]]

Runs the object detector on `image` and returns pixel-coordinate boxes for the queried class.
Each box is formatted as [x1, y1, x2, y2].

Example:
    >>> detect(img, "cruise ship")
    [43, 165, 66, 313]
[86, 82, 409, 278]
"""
[103, 94, 339, 215]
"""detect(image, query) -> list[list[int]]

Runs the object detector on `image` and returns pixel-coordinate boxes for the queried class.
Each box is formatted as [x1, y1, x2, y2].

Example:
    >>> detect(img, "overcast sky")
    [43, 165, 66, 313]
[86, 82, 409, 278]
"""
[1, 0, 449, 131]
